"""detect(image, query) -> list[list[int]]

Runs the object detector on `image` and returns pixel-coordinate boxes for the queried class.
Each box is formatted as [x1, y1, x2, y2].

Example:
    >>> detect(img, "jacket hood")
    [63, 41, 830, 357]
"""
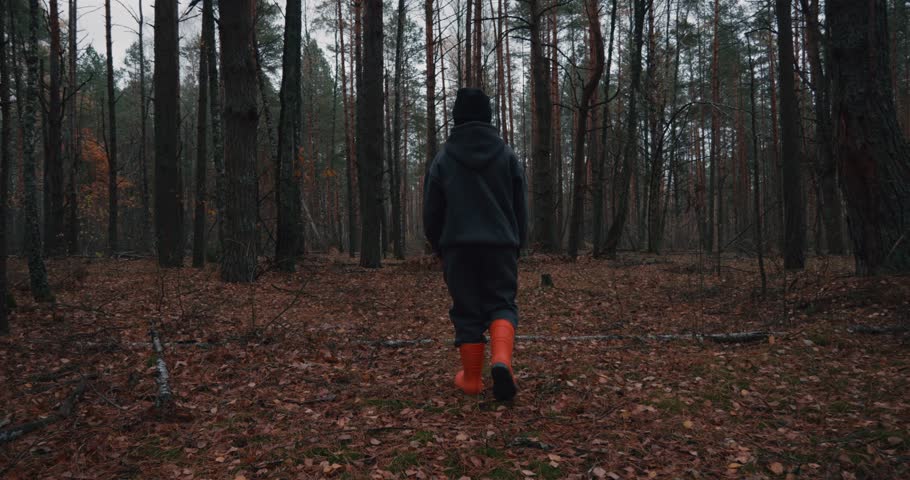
[445, 121, 506, 170]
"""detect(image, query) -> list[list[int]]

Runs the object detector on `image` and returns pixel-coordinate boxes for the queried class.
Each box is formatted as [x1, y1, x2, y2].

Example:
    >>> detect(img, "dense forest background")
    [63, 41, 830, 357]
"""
[0, 0, 909, 302]
[1, 1, 909, 477]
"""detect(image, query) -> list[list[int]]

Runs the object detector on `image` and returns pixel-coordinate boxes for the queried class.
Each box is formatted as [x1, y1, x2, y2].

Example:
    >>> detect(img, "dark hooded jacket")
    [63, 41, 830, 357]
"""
[423, 121, 528, 253]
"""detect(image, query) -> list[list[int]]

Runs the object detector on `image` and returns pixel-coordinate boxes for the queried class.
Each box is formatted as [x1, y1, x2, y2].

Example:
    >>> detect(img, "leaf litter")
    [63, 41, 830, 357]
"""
[0, 253, 908, 479]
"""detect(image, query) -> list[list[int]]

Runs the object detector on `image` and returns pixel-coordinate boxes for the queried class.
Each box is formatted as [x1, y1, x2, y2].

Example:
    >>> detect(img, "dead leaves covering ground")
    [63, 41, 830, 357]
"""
[0, 253, 908, 479]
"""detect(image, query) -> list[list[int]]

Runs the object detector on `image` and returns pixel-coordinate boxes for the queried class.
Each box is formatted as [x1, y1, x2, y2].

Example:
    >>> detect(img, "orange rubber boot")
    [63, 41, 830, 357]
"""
[454, 343, 485, 395]
[489, 319, 518, 401]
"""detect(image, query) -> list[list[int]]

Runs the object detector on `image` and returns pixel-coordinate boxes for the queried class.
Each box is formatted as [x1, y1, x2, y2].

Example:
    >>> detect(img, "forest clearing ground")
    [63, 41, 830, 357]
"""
[0, 253, 908, 479]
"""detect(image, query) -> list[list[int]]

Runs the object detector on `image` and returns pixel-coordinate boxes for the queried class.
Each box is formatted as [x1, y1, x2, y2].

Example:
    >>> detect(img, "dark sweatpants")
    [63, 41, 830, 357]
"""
[442, 246, 519, 346]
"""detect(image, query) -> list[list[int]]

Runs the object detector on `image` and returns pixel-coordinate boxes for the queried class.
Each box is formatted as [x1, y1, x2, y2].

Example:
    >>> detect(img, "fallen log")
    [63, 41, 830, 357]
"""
[0, 377, 88, 445]
[149, 328, 174, 411]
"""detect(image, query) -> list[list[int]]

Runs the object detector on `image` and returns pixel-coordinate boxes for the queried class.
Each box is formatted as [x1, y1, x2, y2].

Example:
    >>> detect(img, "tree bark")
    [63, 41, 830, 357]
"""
[828, 0, 910, 274]
[193, 13, 209, 269]
[424, 0, 438, 173]
[747, 41, 767, 294]
[203, 0, 225, 255]
[136, 0, 149, 254]
[219, 0, 260, 282]
[338, 0, 358, 256]
[799, 0, 844, 255]
[603, 0, 647, 258]
[358, 0, 384, 268]
[529, 0, 557, 252]
[465, 0, 473, 86]
[23, 0, 53, 301]
[104, 0, 118, 254]
[593, 0, 619, 257]
[45, 0, 65, 256]
[776, 0, 806, 270]
[0, 2, 10, 333]
[276, 0, 305, 271]
[391, 0, 407, 260]
[567, 0, 604, 259]
[154, 0, 184, 267]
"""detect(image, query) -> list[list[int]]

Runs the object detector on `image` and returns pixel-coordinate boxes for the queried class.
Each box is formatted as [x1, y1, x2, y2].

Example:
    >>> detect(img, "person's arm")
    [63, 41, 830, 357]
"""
[512, 153, 528, 250]
[423, 156, 446, 255]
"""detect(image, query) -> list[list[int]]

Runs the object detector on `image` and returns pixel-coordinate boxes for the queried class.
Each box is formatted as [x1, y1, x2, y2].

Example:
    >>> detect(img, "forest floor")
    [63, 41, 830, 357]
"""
[0, 252, 908, 479]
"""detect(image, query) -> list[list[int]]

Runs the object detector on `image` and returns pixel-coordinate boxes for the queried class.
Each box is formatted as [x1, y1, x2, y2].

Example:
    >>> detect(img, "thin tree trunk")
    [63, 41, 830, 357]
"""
[391, 0, 406, 260]
[154, 0, 184, 267]
[104, 0, 118, 254]
[594, 0, 619, 257]
[776, 0, 806, 269]
[425, 0, 438, 173]
[529, 0, 557, 252]
[192, 16, 209, 268]
[45, 0, 65, 256]
[747, 41, 767, 294]
[800, 0, 844, 255]
[465, 0, 473, 86]
[338, 0, 358, 256]
[276, 0, 305, 271]
[567, 0, 604, 259]
[23, 0, 53, 301]
[603, 0, 647, 258]
[136, 0, 149, 253]
[203, 0, 225, 255]
[1, 1, 11, 333]
[473, 0, 482, 89]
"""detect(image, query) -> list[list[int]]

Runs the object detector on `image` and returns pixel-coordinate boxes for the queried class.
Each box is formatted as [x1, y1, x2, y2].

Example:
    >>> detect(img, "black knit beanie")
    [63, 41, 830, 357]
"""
[452, 88, 493, 125]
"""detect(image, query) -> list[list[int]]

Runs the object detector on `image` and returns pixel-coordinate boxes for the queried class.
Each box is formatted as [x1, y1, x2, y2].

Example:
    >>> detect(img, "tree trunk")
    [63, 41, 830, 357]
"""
[494, 0, 507, 142]
[593, 0, 619, 257]
[800, 0, 844, 255]
[203, 0, 225, 255]
[136, 0, 149, 254]
[1, 1, 11, 333]
[529, 0, 557, 252]
[646, 0, 666, 254]
[192, 13, 209, 269]
[219, 0, 260, 282]
[828, 0, 910, 274]
[155, 0, 184, 267]
[747, 41, 767, 294]
[391, 0, 406, 260]
[338, 0, 358, 256]
[358, 0, 383, 268]
[45, 0, 64, 256]
[776, 0, 806, 270]
[424, 0, 438, 173]
[104, 0, 118, 254]
[23, 0, 53, 302]
[473, 0, 482, 89]
[567, 0, 604, 259]
[465, 0, 473, 86]
[603, 0, 646, 258]
[276, 0, 305, 271]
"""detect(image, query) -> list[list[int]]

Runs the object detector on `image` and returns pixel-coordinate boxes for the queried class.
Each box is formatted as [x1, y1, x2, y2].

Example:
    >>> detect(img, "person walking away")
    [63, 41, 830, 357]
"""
[423, 88, 527, 402]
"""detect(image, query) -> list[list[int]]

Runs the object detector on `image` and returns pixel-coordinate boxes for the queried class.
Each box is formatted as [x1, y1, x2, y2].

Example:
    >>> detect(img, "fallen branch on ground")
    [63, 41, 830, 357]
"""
[0, 377, 89, 445]
[359, 338, 435, 348]
[150, 328, 174, 411]
[358, 331, 777, 347]
[847, 325, 909, 335]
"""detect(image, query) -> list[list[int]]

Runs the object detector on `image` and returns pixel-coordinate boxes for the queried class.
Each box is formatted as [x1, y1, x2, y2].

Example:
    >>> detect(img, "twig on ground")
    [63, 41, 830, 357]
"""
[0, 376, 89, 445]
